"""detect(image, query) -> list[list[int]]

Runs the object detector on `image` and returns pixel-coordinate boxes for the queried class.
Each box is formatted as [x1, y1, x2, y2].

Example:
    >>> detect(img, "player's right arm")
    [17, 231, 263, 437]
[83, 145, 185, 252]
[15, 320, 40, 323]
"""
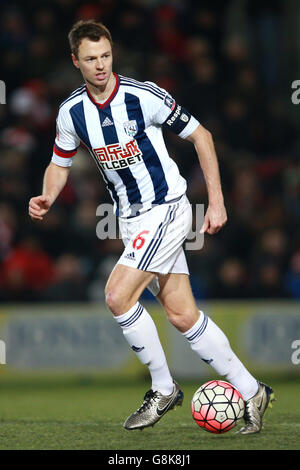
[29, 102, 80, 221]
[29, 163, 70, 221]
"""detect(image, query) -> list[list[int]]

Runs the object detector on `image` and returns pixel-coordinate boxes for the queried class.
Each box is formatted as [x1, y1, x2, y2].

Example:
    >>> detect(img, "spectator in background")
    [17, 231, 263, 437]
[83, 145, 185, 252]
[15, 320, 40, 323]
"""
[0, 235, 55, 301]
[211, 257, 250, 299]
[182, 54, 219, 121]
[249, 228, 290, 298]
[0, 203, 17, 261]
[41, 253, 88, 302]
[246, 0, 285, 89]
[282, 156, 300, 231]
[251, 262, 288, 299]
[285, 251, 300, 299]
[251, 228, 289, 273]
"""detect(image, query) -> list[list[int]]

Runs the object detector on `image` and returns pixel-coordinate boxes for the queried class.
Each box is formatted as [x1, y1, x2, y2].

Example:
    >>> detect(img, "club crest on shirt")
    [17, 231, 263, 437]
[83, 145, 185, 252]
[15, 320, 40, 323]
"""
[123, 120, 138, 137]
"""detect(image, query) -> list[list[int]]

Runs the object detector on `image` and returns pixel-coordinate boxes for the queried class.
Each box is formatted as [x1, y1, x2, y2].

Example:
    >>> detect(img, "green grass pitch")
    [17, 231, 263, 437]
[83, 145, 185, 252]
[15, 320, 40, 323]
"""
[0, 375, 299, 450]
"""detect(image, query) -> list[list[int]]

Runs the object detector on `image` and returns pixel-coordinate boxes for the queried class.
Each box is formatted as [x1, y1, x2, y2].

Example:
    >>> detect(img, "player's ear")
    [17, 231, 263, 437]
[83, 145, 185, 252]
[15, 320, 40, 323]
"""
[71, 53, 80, 69]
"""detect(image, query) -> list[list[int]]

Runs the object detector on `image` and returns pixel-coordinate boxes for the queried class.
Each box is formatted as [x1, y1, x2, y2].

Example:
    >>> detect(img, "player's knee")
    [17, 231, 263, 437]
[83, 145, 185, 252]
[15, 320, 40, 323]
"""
[105, 288, 126, 315]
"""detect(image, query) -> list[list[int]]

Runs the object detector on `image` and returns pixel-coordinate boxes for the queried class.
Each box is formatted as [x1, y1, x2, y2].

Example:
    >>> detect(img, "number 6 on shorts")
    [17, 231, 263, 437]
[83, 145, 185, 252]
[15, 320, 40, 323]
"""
[133, 230, 149, 250]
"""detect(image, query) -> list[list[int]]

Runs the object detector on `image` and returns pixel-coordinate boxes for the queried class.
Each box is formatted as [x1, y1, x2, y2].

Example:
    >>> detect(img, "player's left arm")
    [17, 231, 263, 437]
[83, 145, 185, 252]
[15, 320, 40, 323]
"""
[186, 124, 227, 235]
[147, 84, 227, 234]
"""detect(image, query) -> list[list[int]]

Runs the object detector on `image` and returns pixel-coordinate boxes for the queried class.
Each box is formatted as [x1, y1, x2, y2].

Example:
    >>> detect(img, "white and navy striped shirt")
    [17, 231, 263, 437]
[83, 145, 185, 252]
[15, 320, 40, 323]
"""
[52, 73, 199, 217]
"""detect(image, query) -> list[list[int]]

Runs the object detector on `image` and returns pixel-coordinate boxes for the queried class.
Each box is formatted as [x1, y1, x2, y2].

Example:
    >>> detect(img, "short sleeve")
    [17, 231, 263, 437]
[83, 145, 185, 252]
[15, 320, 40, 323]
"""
[146, 82, 200, 139]
[51, 107, 80, 167]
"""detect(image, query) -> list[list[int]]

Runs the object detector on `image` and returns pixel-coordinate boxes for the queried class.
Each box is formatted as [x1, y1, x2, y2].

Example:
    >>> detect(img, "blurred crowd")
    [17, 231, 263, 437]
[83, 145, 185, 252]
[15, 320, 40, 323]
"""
[0, 0, 300, 302]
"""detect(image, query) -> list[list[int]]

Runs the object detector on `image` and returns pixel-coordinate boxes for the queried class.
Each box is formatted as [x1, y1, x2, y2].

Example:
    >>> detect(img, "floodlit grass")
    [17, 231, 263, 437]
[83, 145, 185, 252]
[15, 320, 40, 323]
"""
[0, 375, 298, 450]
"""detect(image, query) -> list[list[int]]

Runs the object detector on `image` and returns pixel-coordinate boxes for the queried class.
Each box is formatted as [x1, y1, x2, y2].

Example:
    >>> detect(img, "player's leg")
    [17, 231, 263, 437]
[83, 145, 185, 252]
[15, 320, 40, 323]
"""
[105, 264, 174, 393]
[105, 262, 155, 315]
[156, 272, 259, 400]
[156, 271, 199, 332]
[156, 271, 275, 433]
[105, 263, 183, 430]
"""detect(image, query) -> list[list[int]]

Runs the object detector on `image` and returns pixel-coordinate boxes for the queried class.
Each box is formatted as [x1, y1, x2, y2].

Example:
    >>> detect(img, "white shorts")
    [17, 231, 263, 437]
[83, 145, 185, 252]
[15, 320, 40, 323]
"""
[117, 194, 192, 296]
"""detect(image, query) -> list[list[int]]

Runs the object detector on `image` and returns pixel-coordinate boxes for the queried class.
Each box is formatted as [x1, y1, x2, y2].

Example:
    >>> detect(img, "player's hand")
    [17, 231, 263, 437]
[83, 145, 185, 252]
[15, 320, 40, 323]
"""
[200, 203, 227, 235]
[28, 195, 52, 221]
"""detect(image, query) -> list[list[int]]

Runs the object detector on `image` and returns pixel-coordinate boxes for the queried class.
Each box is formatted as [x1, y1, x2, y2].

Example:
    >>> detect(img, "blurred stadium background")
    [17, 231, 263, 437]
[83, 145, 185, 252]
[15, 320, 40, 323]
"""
[0, 0, 299, 450]
[1, 0, 300, 303]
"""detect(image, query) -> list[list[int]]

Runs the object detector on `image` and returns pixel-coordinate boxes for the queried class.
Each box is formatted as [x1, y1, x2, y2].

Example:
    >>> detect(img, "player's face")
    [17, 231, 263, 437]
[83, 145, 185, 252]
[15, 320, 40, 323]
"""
[72, 37, 113, 89]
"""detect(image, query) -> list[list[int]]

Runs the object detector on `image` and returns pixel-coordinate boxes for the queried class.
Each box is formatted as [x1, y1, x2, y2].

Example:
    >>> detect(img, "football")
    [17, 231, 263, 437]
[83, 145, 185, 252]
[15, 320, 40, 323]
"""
[191, 380, 245, 434]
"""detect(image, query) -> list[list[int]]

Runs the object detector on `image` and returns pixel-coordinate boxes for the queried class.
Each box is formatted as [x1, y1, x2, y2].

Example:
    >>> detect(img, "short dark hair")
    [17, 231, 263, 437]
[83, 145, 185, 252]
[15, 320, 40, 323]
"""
[68, 19, 113, 58]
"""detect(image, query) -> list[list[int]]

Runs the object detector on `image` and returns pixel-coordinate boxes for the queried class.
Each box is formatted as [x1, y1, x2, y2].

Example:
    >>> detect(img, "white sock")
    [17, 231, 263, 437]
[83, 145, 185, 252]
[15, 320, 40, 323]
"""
[182, 311, 258, 400]
[114, 302, 174, 396]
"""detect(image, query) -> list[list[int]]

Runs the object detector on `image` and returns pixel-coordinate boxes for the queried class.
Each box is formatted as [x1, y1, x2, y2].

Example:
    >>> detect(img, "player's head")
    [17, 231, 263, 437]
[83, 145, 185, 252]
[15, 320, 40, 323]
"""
[68, 19, 113, 89]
